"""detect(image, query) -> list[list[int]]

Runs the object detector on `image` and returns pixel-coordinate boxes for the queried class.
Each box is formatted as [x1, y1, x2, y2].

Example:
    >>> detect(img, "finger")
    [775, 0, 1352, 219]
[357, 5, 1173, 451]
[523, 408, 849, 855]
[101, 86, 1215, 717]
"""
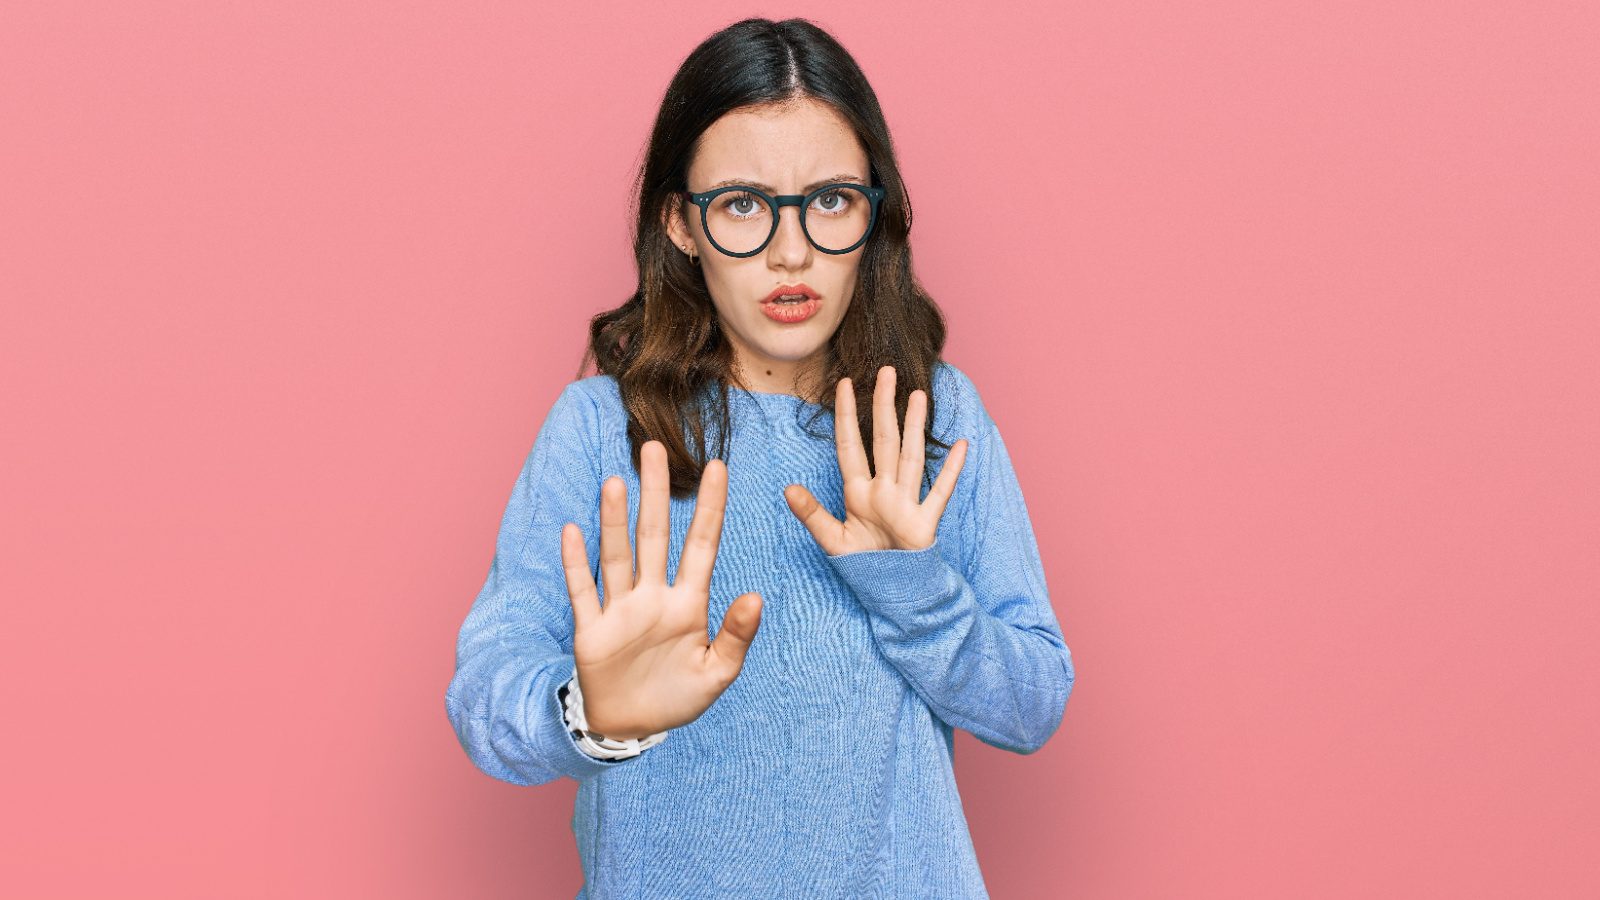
[923, 438, 969, 518]
[833, 378, 870, 483]
[898, 389, 928, 495]
[784, 484, 846, 554]
[561, 523, 601, 629]
[598, 475, 633, 601]
[707, 592, 763, 680]
[676, 458, 728, 594]
[871, 366, 900, 482]
[635, 440, 671, 586]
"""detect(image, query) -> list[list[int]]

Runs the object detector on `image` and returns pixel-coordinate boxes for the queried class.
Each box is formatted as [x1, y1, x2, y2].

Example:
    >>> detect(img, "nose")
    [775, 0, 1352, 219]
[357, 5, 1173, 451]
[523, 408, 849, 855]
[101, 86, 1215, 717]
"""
[766, 203, 811, 270]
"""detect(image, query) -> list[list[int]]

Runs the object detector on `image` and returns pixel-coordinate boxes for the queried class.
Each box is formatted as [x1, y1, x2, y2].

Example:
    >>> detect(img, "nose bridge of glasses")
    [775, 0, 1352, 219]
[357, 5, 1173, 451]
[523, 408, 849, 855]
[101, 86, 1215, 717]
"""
[770, 195, 809, 241]
[772, 195, 806, 226]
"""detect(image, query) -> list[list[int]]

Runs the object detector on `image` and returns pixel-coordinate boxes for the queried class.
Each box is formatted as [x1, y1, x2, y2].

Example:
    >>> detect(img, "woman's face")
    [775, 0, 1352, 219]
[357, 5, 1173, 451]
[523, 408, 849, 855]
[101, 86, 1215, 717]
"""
[668, 98, 870, 395]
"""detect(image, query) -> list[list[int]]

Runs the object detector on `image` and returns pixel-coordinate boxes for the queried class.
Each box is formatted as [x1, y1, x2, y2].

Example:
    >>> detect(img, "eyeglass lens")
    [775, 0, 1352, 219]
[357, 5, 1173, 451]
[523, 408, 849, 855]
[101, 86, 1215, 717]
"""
[703, 187, 872, 254]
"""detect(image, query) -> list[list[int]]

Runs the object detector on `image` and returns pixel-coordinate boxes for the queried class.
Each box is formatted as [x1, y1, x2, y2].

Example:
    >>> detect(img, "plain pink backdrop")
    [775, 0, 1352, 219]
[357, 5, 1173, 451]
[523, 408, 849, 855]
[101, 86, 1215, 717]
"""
[2, 1, 1596, 897]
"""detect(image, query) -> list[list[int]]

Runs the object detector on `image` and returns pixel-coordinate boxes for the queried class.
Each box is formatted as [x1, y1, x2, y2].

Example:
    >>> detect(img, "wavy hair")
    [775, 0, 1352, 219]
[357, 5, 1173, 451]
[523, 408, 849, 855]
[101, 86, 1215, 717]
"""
[580, 17, 949, 497]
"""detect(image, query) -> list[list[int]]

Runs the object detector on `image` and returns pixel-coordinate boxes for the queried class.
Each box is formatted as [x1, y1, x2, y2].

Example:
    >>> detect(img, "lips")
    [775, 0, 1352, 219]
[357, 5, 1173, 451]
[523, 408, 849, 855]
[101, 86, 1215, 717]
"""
[762, 284, 820, 304]
[761, 284, 821, 324]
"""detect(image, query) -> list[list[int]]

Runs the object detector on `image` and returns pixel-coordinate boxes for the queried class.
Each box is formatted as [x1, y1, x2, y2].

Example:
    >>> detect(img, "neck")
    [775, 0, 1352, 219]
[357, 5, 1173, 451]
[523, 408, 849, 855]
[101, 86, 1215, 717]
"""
[729, 345, 828, 403]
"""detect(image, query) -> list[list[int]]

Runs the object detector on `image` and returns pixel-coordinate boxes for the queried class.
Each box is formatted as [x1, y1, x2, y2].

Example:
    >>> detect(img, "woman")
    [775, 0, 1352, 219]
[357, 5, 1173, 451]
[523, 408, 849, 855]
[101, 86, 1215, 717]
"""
[446, 17, 1073, 899]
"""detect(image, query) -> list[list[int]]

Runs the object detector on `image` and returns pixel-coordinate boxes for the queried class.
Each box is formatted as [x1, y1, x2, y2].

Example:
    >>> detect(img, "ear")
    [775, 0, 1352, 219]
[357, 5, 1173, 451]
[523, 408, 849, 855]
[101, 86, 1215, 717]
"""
[663, 197, 694, 254]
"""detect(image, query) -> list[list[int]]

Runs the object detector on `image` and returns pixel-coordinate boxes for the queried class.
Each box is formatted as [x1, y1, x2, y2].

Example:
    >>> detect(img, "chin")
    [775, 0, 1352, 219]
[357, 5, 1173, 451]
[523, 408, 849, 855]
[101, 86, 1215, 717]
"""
[740, 323, 822, 357]
[753, 341, 829, 363]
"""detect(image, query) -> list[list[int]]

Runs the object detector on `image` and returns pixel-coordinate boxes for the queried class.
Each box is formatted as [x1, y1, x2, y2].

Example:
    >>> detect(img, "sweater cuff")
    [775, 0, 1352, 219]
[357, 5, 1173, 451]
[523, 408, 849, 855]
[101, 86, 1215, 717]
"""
[535, 660, 639, 777]
[824, 539, 961, 608]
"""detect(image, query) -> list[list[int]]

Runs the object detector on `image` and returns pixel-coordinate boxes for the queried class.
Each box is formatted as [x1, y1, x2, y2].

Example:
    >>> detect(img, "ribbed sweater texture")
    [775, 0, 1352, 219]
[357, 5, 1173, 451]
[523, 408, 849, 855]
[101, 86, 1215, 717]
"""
[446, 362, 1074, 899]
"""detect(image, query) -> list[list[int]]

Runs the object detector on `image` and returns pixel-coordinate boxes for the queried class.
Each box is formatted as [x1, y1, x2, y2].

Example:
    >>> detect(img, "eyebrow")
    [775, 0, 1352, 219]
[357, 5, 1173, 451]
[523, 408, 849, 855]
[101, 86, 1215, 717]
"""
[700, 174, 869, 194]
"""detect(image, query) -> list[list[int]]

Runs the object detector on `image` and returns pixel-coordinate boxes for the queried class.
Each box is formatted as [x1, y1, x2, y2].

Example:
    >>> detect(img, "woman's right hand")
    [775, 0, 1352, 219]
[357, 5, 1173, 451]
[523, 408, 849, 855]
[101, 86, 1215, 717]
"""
[560, 440, 764, 741]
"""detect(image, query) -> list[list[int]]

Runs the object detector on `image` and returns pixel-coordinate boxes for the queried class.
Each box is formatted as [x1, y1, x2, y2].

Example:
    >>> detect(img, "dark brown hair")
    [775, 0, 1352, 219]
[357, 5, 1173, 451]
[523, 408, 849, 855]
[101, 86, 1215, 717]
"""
[580, 17, 949, 497]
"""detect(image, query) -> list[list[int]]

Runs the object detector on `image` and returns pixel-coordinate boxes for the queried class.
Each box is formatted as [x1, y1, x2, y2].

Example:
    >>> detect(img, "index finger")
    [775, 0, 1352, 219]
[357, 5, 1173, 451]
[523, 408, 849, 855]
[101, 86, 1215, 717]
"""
[834, 378, 871, 483]
[675, 457, 727, 594]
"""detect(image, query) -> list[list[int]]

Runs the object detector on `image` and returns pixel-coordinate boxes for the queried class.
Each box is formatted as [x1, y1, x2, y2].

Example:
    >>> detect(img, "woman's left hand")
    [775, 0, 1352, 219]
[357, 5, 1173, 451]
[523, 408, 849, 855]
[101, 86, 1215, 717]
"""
[785, 365, 968, 555]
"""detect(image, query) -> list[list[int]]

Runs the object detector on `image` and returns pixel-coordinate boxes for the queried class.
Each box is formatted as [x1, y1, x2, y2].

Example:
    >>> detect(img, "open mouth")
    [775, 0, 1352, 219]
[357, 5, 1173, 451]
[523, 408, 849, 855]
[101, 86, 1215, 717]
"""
[760, 284, 820, 324]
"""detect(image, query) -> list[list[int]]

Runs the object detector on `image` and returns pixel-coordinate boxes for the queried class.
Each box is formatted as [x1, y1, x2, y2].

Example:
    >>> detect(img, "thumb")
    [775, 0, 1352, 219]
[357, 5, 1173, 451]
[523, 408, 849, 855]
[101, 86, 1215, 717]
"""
[784, 484, 844, 553]
[708, 592, 763, 677]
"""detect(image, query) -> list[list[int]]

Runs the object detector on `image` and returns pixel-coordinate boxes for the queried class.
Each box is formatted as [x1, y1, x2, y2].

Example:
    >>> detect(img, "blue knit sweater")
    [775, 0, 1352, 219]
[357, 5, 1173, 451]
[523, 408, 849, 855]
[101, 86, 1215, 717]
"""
[446, 362, 1074, 899]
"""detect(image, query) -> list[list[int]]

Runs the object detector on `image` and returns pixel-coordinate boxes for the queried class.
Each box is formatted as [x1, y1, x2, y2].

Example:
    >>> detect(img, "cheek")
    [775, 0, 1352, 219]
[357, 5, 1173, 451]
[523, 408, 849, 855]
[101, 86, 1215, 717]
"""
[700, 260, 753, 306]
[827, 258, 863, 307]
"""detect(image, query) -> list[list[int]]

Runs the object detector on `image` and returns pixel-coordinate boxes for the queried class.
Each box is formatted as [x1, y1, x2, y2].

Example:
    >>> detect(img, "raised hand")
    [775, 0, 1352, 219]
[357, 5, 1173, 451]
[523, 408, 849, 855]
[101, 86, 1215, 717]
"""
[560, 441, 763, 741]
[784, 365, 969, 556]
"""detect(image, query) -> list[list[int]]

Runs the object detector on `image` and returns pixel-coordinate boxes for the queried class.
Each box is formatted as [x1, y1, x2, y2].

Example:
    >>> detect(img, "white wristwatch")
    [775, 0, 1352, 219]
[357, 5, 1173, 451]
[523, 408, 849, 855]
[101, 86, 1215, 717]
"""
[559, 672, 668, 760]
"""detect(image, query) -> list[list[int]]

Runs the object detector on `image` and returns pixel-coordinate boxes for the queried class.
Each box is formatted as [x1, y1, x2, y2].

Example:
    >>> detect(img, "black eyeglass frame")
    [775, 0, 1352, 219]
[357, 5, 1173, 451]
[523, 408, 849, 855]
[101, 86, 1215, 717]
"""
[680, 183, 887, 258]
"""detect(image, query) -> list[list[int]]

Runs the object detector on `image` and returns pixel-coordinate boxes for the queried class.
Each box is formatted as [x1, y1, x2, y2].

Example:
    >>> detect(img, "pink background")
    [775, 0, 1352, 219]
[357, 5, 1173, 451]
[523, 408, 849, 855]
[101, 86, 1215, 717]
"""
[3, 1, 1596, 897]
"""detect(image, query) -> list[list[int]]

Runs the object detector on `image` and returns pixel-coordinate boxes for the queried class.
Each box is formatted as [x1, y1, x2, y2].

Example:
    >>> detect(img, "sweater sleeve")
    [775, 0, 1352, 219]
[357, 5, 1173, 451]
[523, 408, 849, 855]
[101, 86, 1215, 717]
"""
[823, 414, 1074, 755]
[445, 383, 644, 784]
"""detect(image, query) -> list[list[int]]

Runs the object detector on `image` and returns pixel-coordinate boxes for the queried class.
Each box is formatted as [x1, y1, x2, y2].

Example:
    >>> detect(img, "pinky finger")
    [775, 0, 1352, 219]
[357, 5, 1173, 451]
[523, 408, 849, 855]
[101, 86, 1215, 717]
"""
[922, 439, 969, 517]
[561, 523, 602, 630]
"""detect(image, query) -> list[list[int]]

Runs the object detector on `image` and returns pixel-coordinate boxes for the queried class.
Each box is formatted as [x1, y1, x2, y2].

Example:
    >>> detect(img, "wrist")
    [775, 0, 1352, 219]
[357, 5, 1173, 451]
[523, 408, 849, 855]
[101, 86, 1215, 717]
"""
[560, 672, 667, 760]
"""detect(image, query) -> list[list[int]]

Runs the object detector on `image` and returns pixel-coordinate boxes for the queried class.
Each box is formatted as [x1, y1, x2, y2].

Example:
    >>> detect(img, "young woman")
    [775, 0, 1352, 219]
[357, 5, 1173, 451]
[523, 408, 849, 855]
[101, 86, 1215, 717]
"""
[447, 17, 1074, 899]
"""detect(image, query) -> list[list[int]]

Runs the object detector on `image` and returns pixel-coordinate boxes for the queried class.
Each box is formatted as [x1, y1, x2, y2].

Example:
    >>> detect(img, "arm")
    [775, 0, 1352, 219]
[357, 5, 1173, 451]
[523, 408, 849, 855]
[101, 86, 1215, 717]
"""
[445, 384, 640, 785]
[783, 364, 1073, 754]
[825, 418, 1073, 754]
[447, 384, 763, 782]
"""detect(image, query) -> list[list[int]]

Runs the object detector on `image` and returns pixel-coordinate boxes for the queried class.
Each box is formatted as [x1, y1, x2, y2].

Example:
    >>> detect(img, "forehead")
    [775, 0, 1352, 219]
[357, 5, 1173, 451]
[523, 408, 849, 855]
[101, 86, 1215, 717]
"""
[688, 98, 869, 189]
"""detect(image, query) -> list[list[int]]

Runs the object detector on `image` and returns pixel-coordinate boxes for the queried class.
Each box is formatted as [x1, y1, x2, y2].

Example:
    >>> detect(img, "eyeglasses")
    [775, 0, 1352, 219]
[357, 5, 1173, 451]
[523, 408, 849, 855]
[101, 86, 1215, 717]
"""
[680, 183, 887, 258]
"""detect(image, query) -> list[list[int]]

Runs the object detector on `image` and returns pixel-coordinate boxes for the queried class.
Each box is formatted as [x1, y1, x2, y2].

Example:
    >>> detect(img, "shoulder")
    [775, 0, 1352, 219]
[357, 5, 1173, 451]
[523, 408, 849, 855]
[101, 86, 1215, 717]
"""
[557, 373, 622, 409]
[545, 374, 625, 428]
[529, 375, 627, 469]
[928, 360, 995, 446]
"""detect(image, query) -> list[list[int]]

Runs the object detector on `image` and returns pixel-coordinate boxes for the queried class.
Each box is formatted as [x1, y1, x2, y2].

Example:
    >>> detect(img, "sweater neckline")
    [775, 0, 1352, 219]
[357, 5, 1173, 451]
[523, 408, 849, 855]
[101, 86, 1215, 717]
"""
[740, 388, 822, 409]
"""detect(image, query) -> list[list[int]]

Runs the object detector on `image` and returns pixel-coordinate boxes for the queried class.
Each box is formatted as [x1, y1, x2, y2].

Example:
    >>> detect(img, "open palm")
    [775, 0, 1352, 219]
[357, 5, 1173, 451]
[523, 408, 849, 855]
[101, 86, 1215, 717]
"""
[784, 365, 968, 555]
[561, 441, 763, 741]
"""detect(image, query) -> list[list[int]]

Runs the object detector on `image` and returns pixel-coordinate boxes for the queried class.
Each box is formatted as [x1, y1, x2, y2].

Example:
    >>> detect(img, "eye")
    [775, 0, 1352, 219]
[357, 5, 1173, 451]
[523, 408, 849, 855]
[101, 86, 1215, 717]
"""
[810, 189, 851, 214]
[717, 191, 764, 218]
